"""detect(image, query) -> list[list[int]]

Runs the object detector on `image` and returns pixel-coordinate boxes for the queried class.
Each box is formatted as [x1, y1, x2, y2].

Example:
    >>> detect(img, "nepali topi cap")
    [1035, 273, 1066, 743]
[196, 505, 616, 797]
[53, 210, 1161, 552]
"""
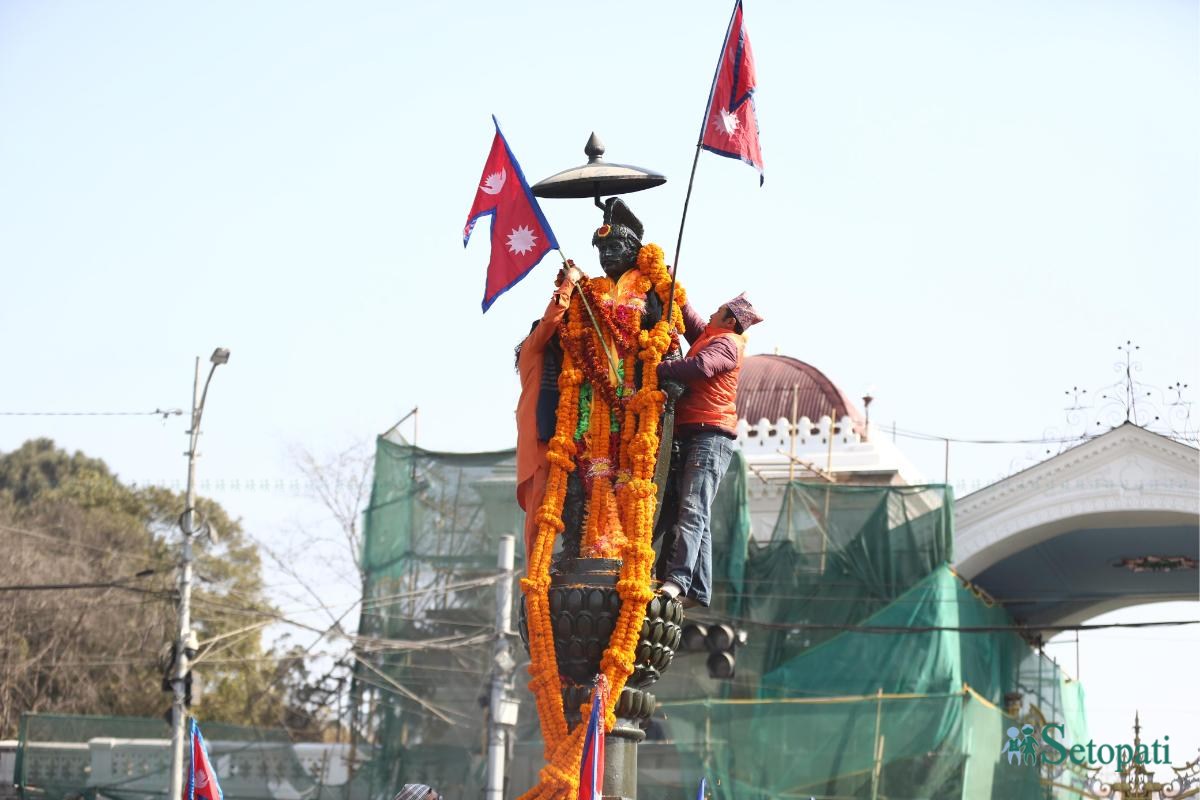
[725, 292, 763, 331]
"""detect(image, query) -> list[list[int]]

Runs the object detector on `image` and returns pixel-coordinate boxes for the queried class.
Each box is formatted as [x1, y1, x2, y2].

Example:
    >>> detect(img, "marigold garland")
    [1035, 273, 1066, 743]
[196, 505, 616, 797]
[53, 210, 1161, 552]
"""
[580, 386, 619, 556]
[519, 351, 580, 761]
[560, 281, 621, 408]
[636, 242, 687, 342]
[519, 245, 685, 800]
[580, 277, 640, 353]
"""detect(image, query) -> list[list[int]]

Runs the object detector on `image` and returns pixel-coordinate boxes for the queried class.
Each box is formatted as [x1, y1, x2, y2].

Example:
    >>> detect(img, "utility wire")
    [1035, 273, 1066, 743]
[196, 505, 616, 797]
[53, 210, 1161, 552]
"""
[887, 423, 1198, 446]
[0, 576, 165, 593]
[1, 522, 163, 566]
[694, 615, 1199, 635]
[358, 572, 506, 608]
[0, 408, 183, 417]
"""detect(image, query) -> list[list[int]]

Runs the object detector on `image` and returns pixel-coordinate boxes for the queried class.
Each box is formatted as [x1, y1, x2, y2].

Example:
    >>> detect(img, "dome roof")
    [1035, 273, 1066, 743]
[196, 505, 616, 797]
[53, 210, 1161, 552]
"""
[735, 354, 865, 429]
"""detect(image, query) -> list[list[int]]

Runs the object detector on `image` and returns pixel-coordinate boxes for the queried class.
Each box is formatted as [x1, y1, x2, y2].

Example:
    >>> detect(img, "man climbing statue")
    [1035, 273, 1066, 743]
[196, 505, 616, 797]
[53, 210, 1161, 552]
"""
[656, 292, 763, 607]
[514, 263, 580, 563]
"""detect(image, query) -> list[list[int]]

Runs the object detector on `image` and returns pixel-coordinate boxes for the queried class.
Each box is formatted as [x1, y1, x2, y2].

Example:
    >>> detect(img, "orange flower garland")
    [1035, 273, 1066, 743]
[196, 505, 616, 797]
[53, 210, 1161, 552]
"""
[580, 386, 622, 557]
[520, 347, 581, 760]
[519, 245, 685, 800]
[636, 242, 686, 340]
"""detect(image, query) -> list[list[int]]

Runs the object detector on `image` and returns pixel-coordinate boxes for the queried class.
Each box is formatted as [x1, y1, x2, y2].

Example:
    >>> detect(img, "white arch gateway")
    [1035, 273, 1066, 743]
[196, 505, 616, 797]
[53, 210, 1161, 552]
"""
[954, 423, 1199, 632]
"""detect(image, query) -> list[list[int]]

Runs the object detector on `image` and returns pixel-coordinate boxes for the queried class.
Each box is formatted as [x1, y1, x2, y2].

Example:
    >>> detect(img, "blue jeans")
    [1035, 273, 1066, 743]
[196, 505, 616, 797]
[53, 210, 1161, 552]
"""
[661, 431, 735, 606]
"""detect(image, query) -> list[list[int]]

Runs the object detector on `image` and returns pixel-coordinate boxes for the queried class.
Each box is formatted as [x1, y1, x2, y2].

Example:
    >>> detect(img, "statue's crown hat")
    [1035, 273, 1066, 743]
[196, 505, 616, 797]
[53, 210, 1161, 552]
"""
[592, 197, 643, 247]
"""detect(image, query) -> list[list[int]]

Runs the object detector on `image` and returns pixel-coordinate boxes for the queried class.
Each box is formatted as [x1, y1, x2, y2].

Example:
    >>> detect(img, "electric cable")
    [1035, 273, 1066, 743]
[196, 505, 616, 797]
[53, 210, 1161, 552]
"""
[0, 408, 182, 417]
[1, 522, 162, 566]
[689, 614, 1199, 635]
[886, 423, 1198, 446]
[0, 575, 166, 593]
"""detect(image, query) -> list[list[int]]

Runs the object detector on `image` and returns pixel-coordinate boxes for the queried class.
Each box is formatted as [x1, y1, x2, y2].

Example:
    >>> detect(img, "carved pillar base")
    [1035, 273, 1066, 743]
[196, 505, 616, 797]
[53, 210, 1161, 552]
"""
[518, 557, 683, 800]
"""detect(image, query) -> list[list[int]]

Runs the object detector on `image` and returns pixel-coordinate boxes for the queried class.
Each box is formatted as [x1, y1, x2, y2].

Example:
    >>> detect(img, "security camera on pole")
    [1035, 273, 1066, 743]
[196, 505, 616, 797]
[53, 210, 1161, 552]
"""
[167, 347, 230, 800]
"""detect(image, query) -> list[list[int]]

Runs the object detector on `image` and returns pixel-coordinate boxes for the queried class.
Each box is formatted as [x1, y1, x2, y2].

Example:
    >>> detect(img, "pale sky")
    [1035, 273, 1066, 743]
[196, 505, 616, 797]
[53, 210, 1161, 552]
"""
[1, 0, 1196, 770]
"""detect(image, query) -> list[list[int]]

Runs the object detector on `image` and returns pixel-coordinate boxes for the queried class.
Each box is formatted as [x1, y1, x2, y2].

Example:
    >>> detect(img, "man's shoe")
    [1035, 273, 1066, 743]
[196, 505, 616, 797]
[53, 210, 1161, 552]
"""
[660, 580, 683, 600]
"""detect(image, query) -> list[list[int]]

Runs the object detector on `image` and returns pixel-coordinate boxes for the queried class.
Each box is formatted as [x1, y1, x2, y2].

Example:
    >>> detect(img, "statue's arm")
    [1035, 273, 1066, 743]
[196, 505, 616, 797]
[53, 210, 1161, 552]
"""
[643, 287, 663, 329]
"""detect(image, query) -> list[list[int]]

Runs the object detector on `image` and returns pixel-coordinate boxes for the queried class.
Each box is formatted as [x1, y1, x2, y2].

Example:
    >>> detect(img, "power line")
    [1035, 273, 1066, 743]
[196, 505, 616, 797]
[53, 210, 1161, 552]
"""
[696, 615, 1200, 635]
[189, 594, 494, 655]
[1, 522, 162, 566]
[0, 408, 183, 417]
[1, 656, 161, 669]
[888, 423, 1198, 447]
[0, 574, 165, 593]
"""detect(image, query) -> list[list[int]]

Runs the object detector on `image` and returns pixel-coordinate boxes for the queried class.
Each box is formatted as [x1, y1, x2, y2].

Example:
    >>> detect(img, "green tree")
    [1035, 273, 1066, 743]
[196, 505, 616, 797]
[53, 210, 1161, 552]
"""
[0, 438, 324, 738]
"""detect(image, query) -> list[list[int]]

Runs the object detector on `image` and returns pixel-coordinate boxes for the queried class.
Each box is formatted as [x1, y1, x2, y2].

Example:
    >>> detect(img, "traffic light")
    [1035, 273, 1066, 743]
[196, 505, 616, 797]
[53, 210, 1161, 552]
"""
[680, 622, 747, 680]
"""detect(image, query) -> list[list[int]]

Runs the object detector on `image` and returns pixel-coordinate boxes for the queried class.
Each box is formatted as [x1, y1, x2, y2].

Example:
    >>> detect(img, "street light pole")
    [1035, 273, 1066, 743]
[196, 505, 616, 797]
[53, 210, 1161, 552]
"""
[168, 348, 229, 800]
[485, 534, 517, 800]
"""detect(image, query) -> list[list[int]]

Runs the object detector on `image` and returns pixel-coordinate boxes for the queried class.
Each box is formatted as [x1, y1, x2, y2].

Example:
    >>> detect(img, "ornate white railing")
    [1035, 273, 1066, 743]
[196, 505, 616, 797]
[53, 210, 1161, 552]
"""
[11, 739, 356, 800]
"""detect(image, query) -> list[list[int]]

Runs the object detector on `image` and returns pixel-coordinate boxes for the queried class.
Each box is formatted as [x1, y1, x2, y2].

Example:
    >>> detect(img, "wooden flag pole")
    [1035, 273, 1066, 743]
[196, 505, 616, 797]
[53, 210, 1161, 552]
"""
[666, 1, 740, 327]
[555, 249, 621, 380]
[664, 143, 704, 328]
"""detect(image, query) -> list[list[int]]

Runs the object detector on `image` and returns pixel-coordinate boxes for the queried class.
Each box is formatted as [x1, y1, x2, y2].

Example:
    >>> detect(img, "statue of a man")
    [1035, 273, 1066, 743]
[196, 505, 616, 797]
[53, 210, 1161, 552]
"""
[533, 197, 680, 565]
[519, 196, 685, 800]
[591, 199, 662, 331]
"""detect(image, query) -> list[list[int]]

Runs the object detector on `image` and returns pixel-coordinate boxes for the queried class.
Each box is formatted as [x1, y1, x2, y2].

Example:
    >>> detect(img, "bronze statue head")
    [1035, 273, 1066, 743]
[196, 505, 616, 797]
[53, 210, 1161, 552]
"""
[593, 229, 639, 279]
[591, 198, 643, 279]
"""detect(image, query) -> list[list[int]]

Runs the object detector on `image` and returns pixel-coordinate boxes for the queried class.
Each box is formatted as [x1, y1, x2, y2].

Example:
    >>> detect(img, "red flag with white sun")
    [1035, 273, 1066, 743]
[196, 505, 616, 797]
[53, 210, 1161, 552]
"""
[464, 117, 560, 312]
[188, 719, 224, 800]
[700, 0, 764, 184]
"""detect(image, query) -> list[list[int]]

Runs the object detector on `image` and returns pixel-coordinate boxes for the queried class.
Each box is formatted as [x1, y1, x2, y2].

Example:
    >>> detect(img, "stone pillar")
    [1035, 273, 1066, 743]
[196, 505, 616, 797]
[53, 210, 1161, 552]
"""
[519, 557, 683, 800]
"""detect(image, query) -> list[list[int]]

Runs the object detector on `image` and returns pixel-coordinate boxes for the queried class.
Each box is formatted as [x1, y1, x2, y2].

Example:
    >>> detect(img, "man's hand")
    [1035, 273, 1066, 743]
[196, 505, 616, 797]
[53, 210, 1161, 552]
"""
[555, 260, 583, 295]
[556, 260, 583, 286]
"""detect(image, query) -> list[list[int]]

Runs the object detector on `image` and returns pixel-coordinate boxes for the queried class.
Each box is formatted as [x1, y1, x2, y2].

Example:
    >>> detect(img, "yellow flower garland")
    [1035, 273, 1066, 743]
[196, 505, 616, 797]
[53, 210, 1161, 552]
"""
[519, 245, 685, 800]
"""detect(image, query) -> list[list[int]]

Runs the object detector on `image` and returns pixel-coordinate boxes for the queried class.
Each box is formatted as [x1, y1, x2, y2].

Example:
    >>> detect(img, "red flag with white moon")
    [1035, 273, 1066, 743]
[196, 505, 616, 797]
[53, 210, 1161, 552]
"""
[700, 0, 764, 184]
[464, 117, 560, 312]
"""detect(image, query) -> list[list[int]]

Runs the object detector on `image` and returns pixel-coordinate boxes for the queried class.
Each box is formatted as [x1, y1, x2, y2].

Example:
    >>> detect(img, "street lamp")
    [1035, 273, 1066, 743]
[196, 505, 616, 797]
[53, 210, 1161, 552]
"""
[168, 348, 230, 800]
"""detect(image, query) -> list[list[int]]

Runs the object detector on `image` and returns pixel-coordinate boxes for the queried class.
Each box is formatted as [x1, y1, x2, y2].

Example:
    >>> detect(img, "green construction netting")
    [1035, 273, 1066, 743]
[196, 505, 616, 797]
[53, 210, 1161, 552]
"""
[355, 440, 522, 799]
[353, 438, 1090, 800]
[12, 440, 1090, 800]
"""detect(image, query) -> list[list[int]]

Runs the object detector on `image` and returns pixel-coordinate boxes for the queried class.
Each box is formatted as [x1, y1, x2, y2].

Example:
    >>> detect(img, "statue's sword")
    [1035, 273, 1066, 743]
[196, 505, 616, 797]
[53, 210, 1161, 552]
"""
[556, 254, 678, 531]
[557, 252, 621, 380]
[652, 376, 683, 531]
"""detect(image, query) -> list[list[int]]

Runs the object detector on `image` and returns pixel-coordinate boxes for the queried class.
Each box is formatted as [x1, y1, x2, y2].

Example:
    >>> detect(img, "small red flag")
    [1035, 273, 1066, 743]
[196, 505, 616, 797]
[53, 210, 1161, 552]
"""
[699, 0, 764, 184]
[464, 117, 560, 312]
[578, 679, 607, 800]
[188, 720, 224, 800]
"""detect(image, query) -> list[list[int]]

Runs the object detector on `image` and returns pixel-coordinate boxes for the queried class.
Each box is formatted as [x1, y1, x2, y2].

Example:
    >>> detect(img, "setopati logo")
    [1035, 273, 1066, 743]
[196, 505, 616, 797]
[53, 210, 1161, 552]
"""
[1001, 723, 1172, 772]
[1001, 724, 1043, 766]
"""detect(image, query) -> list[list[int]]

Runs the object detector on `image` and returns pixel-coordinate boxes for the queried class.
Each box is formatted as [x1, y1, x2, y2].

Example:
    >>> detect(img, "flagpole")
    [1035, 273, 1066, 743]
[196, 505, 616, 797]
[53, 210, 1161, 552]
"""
[665, 143, 703, 328]
[555, 249, 621, 379]
[665, 0, 740, 328]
